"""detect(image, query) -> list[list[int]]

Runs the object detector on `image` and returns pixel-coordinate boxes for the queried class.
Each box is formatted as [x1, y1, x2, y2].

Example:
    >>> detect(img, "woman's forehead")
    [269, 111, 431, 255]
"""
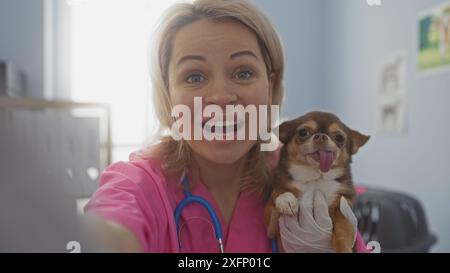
[171, 18, 263, 63]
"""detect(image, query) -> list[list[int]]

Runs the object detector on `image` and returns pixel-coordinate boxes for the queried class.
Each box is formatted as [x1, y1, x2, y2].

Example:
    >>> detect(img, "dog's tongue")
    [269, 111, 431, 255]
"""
[319, 151, 334, 173]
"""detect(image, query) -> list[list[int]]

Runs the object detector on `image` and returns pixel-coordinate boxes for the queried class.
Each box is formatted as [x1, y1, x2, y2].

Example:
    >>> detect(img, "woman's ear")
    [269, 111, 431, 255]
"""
[350, 130, 370, 155]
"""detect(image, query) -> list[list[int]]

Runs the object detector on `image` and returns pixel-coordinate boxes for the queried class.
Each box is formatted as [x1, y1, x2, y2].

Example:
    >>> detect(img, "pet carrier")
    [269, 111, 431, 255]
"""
[353, 186, 437, 253]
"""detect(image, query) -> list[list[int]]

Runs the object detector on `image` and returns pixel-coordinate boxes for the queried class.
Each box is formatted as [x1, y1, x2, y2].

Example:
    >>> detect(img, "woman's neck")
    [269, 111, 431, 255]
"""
[192, 157, 242, 190]
[190, 153, 246, 224]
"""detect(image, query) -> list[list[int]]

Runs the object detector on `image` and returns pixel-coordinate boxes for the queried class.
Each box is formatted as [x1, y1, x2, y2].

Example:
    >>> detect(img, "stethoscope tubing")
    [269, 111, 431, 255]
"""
[174, 174, 277, 253]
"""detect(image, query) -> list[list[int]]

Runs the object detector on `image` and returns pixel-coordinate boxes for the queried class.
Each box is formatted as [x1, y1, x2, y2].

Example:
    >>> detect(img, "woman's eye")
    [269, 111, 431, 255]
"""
[335, 134, 345, 144]
[298, 128, 309, 138]
[234, 70, 254, 80]
[186, 73, 206, 84]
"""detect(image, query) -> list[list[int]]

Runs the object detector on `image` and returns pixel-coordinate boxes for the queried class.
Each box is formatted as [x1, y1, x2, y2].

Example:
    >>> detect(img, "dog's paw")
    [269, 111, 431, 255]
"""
[275, 192, 298, 216]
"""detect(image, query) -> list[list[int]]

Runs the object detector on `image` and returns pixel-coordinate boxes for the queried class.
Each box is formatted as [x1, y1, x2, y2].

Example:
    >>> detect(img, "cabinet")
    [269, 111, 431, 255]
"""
[0, 96, 111, 198]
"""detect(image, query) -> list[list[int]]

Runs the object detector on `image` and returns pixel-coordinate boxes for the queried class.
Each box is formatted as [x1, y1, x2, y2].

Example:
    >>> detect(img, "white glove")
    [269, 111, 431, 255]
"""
[278, 190, 358, 253]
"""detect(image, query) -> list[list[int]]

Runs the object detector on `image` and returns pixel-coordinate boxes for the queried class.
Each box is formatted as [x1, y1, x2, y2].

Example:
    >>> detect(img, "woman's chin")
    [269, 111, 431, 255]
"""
[189, 140, 256, 165]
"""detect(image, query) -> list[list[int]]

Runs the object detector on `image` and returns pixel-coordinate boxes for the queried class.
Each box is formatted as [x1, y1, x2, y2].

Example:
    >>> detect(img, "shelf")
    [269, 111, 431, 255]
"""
[0, 95, 109, 110]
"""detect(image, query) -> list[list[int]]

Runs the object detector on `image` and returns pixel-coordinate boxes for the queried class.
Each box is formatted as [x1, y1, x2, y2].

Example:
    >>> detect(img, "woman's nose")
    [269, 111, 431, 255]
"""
[204, 78, 237, 106]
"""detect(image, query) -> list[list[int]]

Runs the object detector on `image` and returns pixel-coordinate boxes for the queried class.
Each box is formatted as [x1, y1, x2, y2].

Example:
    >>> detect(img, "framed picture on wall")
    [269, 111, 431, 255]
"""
[417, 1, 450, 74]
[377, 53, 407, 135]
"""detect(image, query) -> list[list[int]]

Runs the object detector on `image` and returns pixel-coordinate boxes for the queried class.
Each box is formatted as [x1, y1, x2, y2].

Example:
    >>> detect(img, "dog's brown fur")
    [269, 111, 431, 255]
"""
[264, 111, 369, 253]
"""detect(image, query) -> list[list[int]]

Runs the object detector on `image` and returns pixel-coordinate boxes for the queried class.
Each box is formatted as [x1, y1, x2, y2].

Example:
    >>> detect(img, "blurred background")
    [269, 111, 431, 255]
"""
[0, 0, 449, 252]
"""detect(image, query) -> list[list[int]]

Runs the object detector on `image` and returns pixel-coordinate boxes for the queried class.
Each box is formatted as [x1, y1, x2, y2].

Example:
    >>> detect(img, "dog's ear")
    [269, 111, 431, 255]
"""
[277, 120, 297, 144]
[350, 129, 370, 155]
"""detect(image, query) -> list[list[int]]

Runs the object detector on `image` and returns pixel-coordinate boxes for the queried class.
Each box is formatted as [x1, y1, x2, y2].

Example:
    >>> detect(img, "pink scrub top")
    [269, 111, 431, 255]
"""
[84, 148, 369, 253]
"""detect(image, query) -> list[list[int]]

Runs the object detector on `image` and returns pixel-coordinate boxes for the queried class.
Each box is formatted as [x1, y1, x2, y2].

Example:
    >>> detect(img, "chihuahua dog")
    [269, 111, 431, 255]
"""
[264, 111, 369, 252]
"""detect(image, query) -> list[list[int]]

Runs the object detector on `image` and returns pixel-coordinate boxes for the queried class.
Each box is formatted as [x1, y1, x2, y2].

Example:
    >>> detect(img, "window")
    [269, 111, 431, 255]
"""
[69, 0, 176, 161]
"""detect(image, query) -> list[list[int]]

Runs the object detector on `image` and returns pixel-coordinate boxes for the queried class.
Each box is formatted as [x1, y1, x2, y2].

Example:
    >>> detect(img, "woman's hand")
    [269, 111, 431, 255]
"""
[278, 190, 357, 253]
[81, 215, 143, 252]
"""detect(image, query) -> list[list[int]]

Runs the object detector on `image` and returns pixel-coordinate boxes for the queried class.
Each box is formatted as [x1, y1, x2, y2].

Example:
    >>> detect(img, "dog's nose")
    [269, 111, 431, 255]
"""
[313, 133, 329, 144]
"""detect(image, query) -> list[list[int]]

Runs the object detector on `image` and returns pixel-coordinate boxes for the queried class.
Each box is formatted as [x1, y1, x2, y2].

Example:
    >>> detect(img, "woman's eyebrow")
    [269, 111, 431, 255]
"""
[177, 55, 206, 66]
[176, 50, 259, 66]
[230, 50, 259, 60]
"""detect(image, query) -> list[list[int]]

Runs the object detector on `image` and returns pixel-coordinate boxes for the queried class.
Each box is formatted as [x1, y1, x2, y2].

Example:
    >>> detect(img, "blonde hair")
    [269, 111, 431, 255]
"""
[147, 0, 285, 194]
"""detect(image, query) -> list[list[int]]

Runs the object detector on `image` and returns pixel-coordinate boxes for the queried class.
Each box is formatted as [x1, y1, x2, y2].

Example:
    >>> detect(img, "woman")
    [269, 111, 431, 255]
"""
[84, 0, 367, 253]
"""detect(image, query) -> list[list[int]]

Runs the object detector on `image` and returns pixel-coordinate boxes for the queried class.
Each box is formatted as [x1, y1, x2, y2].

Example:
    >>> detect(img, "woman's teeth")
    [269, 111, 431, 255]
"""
[203, 120, 243, 133]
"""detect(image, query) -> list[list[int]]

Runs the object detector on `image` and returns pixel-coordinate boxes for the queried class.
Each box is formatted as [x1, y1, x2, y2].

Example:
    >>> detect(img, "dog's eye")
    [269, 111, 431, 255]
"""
[298, 128, 310, 138]
[334, 133, 345, 144]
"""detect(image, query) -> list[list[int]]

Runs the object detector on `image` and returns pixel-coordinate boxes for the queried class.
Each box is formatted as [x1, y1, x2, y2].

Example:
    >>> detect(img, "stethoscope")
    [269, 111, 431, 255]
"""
[174, 173, 278, 253]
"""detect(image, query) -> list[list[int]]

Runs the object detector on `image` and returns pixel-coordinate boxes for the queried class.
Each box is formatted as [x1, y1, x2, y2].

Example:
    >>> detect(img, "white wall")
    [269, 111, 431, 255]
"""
[254, 0, 324, 118]
[0, 0, 71, 99]
[256, 0, 450, 252]
[0, 0, 45, 97]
